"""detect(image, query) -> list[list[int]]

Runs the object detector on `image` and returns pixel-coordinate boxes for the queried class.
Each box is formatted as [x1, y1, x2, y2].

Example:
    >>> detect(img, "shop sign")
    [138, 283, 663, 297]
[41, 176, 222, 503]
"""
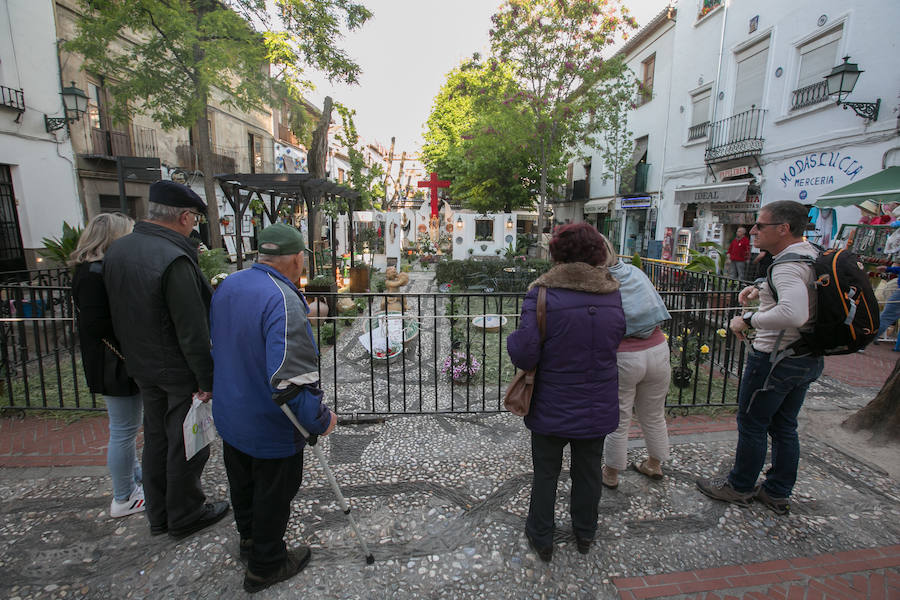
[778, 151, 865, 189]
[620, 196, 652, 209]
[711, 200, 760, 211]
[718, 166, 749, 179]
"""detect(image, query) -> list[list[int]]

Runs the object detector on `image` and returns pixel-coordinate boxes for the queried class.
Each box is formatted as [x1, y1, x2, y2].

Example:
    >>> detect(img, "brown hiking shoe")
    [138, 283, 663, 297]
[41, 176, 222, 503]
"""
[755, 486, 790, 515]
[696, 476, 754, 507]
[243, 546, 311, 594]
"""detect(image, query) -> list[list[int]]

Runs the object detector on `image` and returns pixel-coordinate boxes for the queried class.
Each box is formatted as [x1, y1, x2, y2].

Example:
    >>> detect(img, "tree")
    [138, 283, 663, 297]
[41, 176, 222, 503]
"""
[333, 102, 385, 214]
[593, 63, 637, 200]
[842, 359, 900, 443]
[489, 0, 637, 240]
[422, 56, 539, 213]
[66, 0, 371, 251]
[305, 95, 334, 253]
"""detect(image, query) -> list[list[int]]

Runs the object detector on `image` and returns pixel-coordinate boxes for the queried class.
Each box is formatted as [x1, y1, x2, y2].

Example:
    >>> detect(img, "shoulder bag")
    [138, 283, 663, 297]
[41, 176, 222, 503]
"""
[503, 286, 547, 417]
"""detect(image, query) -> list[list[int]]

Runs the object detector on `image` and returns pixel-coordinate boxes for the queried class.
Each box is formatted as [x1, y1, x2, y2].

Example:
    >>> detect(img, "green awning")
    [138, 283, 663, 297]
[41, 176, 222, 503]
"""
[815, 166, 900, 207]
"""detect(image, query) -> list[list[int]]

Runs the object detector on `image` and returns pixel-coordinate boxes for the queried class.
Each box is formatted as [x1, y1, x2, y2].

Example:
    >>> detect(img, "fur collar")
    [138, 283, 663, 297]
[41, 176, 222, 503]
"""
[529, 262, 620, 295]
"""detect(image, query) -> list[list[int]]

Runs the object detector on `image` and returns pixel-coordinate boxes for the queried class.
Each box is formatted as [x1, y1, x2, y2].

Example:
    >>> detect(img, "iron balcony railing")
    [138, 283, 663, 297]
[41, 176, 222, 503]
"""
[790, 81, 830, 111]
[688, 121, 709, 141]
[175, 144, 239, 175]
[704, 106, 766, 164]
[0, 85, 25, 112]
[89, 128, 131, 157]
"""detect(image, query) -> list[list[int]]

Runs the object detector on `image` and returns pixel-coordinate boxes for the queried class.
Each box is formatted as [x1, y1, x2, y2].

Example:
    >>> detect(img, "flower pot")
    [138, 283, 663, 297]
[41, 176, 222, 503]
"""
[672, 366, 693, 388]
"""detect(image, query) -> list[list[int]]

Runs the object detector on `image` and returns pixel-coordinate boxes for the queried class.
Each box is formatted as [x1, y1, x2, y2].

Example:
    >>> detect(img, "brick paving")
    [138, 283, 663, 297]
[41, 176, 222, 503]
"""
[824, 341, 898, 389]
[613, 545, 900, 599]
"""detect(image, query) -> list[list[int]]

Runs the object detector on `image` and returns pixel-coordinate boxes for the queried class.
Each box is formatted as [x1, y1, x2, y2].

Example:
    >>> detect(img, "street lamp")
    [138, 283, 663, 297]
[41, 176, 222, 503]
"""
[44, 82, 89, 133]
[824, 56, 880, 122]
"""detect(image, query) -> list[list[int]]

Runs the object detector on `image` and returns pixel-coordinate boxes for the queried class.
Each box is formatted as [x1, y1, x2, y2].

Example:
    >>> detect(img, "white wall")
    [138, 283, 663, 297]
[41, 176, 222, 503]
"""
[452, 213, 516, 260]
[0, 0, 82, 266]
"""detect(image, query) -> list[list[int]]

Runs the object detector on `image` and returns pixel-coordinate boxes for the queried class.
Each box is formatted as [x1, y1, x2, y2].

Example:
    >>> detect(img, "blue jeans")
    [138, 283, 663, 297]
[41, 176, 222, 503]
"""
[876, 284, 900, 351]
[106, 394, 143, 501]
[728, 349, 824, 498]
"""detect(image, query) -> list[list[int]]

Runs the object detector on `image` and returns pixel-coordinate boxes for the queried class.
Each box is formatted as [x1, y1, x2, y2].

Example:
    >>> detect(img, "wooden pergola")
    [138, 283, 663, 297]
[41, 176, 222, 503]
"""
[215, 173, 360, 272]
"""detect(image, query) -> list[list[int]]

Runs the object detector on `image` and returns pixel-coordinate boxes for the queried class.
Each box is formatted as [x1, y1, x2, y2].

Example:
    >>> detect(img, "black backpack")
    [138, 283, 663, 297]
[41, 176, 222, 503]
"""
[767, 246, 879, 356]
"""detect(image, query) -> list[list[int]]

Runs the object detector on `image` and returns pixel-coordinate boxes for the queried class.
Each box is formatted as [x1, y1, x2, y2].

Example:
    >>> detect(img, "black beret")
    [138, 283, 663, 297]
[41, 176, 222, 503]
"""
[149, 180, 207, 213]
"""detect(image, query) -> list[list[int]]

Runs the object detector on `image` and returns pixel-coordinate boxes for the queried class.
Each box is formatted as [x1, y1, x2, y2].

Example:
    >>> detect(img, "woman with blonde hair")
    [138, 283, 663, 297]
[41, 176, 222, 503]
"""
[71, 212, 145, 518]
[597, 233, 672, 488]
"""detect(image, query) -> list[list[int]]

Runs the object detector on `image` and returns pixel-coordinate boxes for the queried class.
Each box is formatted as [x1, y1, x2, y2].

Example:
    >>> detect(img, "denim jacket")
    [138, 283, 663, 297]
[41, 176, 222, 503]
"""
[608, 260, 671, 338]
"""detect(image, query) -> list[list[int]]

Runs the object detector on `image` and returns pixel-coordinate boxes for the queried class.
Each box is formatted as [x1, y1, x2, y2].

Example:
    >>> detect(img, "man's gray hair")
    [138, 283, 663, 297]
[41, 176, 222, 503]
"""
[147, 202, 185, 223]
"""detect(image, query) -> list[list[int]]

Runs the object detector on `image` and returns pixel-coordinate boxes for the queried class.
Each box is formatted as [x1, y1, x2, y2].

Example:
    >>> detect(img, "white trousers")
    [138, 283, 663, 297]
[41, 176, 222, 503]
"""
[603, 341, 671, 470]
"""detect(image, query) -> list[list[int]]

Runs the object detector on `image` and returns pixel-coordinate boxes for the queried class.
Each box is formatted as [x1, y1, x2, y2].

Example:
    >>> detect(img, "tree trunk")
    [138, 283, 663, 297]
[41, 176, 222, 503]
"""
[842, 358, 900, 443]
[306, 96, 333, 268]
[195, 103, 222, 251]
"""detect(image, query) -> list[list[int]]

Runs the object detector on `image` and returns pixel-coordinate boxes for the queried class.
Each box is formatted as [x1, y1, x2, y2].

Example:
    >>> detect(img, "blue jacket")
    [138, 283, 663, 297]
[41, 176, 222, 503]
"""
[211, 263, 333, 458]
[506, 263, 625, 439]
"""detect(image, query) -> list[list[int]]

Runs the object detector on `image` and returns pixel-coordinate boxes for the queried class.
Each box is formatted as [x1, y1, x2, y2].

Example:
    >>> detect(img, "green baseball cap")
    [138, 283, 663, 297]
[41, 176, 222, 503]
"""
[258, 223, 305, 255]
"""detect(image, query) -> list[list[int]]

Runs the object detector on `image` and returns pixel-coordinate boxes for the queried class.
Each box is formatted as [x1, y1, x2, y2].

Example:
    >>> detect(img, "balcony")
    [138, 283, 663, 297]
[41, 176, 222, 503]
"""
[688, 121, 709, 141]
[131, 125, 158, 158]
[1, 85, 25, 112]
[175, 144, 238, 175]
[790, 81, 829, 111]
[704, 107, 766, 164]
[89, 128, 131, 157]
[277, 123, 298, 146]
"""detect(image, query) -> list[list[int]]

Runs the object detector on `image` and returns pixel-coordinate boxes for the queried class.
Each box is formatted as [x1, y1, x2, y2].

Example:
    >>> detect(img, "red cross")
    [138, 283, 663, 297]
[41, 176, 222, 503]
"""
[417, 172, 450, 217]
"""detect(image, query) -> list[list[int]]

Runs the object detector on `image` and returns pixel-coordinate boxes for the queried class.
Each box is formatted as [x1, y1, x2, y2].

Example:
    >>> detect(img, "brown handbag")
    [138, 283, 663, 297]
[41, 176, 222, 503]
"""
[503, 286, 547, 416]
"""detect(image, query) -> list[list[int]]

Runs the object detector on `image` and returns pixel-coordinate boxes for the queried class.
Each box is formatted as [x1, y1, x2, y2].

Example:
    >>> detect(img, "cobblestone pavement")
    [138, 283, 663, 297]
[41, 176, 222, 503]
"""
[2, 386, 898, 599]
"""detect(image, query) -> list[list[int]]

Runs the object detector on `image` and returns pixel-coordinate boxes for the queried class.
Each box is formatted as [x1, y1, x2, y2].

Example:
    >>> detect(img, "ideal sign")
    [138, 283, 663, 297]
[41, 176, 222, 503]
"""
[779, 151, 865, 188]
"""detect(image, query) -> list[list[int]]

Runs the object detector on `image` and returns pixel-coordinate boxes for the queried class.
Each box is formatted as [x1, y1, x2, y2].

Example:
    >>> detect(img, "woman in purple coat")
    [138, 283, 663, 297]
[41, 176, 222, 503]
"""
[507, 223, 625, 561]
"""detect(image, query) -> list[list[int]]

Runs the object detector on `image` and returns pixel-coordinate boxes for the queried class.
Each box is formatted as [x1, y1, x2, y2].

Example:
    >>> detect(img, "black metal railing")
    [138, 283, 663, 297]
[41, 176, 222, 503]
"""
[0, 265, 745, 414]
[705, 107, 766, 164]
[790, 81, 829, 111]
[0, 85, 25, 113]
[688, 121, 709, 141]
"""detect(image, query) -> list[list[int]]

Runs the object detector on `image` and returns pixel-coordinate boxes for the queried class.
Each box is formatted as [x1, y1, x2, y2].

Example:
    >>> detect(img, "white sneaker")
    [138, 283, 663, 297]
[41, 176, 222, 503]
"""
[110, 484, 146, 518]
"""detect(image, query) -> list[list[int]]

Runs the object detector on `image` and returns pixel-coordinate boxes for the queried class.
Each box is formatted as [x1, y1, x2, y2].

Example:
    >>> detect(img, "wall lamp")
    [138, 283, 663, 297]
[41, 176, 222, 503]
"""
[506, 217, 514, 229]
[824, 56, 880, 122]
[456, 216, 464, 229]
[44, 82, 89, 133]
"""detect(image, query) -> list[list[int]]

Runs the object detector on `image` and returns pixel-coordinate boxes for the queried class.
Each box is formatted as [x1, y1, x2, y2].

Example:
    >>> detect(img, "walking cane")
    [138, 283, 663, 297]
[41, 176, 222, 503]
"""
[276, 398, 375, 565]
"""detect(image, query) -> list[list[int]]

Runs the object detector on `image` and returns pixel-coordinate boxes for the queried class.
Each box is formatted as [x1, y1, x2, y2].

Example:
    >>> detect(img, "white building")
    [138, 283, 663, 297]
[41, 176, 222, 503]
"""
[581, 0, 900, 257]
[0, 0, 83, 270]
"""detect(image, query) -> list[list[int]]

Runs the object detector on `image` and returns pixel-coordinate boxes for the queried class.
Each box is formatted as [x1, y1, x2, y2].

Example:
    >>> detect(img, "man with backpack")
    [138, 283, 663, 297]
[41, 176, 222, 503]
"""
[697, 201, 823, 515]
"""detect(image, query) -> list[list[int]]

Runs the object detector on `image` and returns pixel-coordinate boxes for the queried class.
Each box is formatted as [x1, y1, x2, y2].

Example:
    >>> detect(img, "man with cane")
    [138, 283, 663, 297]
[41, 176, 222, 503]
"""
[210, 223, 337, 593]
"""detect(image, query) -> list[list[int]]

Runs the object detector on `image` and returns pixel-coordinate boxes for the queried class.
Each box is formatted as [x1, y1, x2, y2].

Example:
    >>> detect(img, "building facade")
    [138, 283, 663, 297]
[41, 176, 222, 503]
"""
[0, 0, 83, 270]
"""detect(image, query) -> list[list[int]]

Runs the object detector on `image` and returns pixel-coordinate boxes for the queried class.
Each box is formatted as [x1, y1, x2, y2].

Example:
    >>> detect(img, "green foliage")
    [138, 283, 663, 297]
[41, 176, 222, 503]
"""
[685, 242, 727, 274]
[593, 61, 637, 194]
[198, 248, 230, 283]
[40, 222, 83, 267]
[434, 258, 552, 291]
[489, 0, 637, 230]
[329, 102, 385, 215]
[422, 56, 541, 213]
[308, 274, 335, 288]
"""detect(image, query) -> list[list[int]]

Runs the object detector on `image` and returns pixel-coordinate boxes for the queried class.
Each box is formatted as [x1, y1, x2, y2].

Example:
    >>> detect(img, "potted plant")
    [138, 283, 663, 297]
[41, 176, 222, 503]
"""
[306, 274, 338, 316]
[39, 221, 83, 268]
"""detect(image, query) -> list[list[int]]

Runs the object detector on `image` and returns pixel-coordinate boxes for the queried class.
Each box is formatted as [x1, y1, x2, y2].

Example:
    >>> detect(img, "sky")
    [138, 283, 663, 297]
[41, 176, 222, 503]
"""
[305, 0, 672, 156]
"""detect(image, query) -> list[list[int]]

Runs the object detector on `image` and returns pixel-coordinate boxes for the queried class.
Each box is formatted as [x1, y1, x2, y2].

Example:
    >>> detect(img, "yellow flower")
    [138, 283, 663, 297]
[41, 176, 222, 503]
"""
[686, 328, 691, 334]
[717, 328, 727, 338]
[676, 335, 683, 341]
[663, 333, 669, 341]
[678, 347, 684, 352]
[700, 344, 710, 354]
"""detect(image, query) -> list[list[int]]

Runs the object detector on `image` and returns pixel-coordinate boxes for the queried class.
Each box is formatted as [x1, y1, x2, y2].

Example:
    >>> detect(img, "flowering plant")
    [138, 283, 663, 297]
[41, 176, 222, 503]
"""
[441, 350, 480, 381]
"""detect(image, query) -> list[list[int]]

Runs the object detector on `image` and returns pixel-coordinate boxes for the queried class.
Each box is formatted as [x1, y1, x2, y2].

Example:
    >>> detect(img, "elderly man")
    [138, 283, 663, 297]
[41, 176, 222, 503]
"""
[727, 226, 750, 280]
[697, 201, 822, 515]
[210, 223, 336, 594]
[104, 180, 229, 539]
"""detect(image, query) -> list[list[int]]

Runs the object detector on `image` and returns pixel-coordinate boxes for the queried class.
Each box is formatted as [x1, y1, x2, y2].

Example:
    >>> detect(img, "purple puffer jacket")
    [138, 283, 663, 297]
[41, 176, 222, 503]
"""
[507, 262, 625, 439]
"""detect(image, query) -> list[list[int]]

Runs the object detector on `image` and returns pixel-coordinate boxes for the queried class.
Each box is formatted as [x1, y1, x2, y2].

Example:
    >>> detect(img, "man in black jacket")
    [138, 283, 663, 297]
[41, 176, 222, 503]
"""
[104, 180, 229, 539]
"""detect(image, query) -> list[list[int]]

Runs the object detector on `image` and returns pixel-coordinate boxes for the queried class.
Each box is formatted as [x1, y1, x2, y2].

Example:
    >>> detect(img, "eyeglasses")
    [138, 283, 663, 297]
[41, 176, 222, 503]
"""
[751, 222, 784, 230]
[185, 210, 203, 224]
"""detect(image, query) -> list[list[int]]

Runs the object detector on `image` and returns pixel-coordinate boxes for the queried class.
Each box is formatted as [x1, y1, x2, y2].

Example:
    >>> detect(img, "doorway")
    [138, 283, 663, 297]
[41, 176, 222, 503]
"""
[0, 165, 25, 272]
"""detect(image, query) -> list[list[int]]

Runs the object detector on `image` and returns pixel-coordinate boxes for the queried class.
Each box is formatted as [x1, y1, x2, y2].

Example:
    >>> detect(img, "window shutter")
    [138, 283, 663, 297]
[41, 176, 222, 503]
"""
[734, 39, 769, 113]
[798, 28, 842, 88]
[691, 90, 712, 126]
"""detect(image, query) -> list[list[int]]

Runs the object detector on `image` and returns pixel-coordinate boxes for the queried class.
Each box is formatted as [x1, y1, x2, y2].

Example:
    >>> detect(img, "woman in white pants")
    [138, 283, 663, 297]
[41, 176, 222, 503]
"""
[598, 234, 672, 487]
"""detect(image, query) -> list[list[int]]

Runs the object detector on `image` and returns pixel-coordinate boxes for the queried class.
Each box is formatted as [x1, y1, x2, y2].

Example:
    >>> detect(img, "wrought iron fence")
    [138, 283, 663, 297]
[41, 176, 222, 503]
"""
[705, 107, 766, 164]
[790, 81, 829, 111]
[0, 265, 746, 414]
[1, 85, 25, 112]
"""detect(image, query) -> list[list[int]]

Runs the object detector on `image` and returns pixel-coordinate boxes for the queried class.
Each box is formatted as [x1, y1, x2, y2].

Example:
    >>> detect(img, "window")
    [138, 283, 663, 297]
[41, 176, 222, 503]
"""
[734, 37, 769, 114]
[689, 88, 712, 140]
[639, 54, 655, 105]
[87, 82, 103, 130]
[791, 27, 842, 110]
[475, 219, 494, 241]
[249, 133, 263, 173]
[338, 168, 345, 183]
[99, 194, 137, 219]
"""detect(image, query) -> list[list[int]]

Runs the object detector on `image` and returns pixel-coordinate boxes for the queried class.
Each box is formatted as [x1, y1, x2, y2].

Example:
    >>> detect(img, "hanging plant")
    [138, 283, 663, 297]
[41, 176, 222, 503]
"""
[250, 216, 259, 227]
[219, 217, 231, 227]
[248, 198, 265, 215]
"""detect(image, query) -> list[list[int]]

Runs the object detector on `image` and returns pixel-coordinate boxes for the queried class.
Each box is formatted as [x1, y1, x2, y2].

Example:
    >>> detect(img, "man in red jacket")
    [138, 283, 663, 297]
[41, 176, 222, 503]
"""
[727, 227, 750, 280]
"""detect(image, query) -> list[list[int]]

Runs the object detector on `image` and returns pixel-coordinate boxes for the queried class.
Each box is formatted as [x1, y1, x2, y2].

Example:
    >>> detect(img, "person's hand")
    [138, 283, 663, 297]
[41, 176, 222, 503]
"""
[738, 285, 759, 306]
[195, 390, 212, 403]
[323, 411, 338, 436]
[729, 315, 749, 341]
